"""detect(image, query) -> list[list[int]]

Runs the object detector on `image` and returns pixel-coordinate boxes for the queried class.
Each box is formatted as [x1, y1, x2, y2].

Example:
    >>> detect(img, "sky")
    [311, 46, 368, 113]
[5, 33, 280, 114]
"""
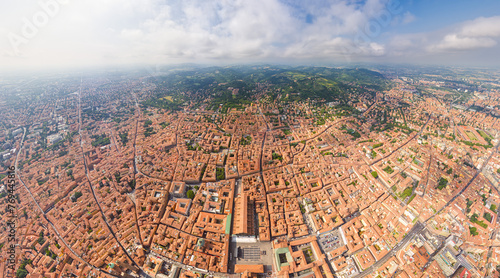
[1, 0, 500, 70]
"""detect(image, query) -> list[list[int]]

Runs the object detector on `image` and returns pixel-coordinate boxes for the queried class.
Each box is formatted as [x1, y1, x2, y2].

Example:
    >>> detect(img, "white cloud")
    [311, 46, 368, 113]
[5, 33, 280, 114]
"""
[120, 29, 144, 40]
[402, 12, 416, 24]
[433, 34, 497, 51]
[461, 16, 500, 37]
[429, 16, 500, 52]
[0, 0, 402, 69]
[3, 0, 498, 68]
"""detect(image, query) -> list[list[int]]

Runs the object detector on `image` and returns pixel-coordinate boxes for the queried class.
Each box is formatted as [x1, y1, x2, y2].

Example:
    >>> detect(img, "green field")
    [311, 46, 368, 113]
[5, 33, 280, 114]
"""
[464, 130, 478, 141]
[285, 71, 308, 80]
[383, 166, 394, 174]
[316, 78, 337, 88]
[477, 129, 491, 139]
[161, 96, 174, 102]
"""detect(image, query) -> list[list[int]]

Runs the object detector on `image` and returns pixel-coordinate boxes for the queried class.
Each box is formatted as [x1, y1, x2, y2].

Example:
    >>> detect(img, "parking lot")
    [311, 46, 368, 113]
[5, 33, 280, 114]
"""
[318, 229, 344, 252]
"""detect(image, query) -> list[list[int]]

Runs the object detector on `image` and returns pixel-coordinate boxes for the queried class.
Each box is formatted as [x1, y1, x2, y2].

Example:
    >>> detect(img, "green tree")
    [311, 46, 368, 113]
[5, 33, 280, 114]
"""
[484, 212, 492, 223]
[469, 226, 478, 236]
[16, 269, 28, 278]
[186, 190, 195, 199]
[437, 177, 448, 190]
[216, 167, 225, 180]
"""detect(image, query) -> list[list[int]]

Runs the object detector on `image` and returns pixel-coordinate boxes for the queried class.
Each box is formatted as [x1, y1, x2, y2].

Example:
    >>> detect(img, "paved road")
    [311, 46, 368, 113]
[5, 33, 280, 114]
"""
[296, 117, 350, 154]
[15, 127, 120, 278]
[424, 139, 500, 223]
[353, 222, 425, 278]
[258, 107, 270, 176]
[369, 114, 432, 166]
[132, 93, 140, 175]
[77, 83, 147, 276]
[150, 250, 239, 278]
[421, 145, 433, 197]
[128, 93, 146, 246]
[422, 240, 446, 270]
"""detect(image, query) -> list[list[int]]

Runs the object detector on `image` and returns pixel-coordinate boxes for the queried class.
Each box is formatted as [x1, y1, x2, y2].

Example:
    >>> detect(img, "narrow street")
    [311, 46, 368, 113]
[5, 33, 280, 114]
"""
[76, 81, 146, 275]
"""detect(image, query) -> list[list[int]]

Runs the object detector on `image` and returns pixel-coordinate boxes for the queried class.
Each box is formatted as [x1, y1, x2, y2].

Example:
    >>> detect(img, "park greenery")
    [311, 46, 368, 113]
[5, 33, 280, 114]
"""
[383, 166, 394, 174]
[91, 134, 110, 147]
[216, 167, 225, 181]
[186, 190, 195, 199]
[437, 177, 448, 190]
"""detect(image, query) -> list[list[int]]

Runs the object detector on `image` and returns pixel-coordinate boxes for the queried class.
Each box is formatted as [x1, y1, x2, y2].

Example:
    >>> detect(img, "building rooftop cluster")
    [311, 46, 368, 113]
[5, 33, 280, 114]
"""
[2, 67, 500, 278]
